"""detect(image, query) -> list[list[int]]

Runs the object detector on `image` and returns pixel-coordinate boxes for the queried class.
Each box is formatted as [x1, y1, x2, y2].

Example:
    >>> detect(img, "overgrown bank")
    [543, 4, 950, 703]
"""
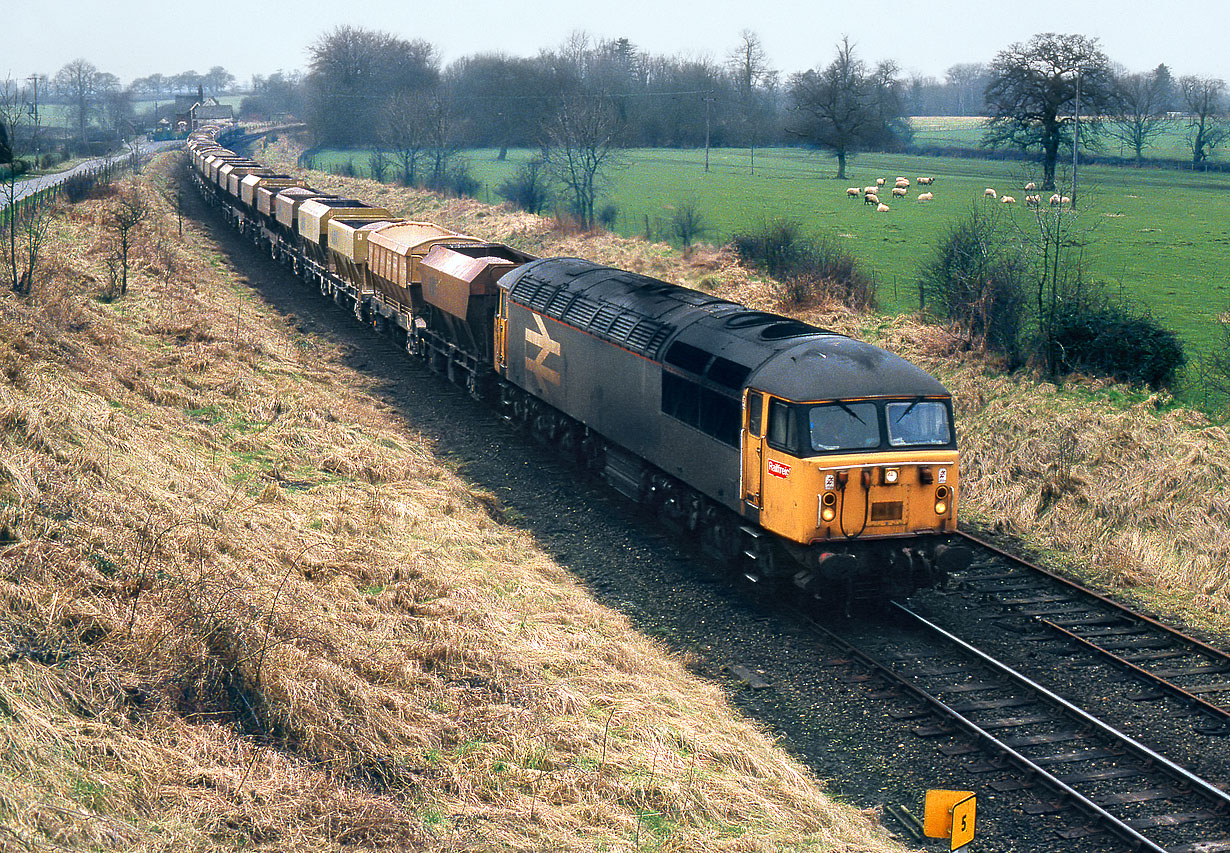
[261, 136, 1230, 638]
[0, 154, 906, 851]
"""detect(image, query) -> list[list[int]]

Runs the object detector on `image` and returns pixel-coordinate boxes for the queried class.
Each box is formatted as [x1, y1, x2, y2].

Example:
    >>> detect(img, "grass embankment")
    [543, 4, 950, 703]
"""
[269, 138, 1230, 639]
[303, 141, 1230, 362]
[0, 154, 906, 851]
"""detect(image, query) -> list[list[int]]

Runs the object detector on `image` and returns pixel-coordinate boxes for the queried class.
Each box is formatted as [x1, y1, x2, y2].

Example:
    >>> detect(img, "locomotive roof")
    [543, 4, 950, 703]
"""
[499, 258, 950, 402]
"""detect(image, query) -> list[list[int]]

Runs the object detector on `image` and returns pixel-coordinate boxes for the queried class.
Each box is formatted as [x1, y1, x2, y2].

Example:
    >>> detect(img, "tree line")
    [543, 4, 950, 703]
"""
[283, 28, 1230, 201]
[6, 29, 1230, 213]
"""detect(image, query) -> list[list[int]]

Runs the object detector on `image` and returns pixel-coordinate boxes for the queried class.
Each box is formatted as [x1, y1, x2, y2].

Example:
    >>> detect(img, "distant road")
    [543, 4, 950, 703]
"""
[3, 139, 183, 209]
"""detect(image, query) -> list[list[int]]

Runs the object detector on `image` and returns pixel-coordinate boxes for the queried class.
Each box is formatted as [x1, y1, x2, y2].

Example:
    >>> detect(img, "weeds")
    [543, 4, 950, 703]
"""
[733, 220, 877, 311]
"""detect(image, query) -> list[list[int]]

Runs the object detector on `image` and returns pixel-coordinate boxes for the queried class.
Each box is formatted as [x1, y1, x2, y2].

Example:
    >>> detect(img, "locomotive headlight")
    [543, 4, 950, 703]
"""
[935, 485, 950, 515]
[883, 467, 899, 485]
[820, 492, 837, 522]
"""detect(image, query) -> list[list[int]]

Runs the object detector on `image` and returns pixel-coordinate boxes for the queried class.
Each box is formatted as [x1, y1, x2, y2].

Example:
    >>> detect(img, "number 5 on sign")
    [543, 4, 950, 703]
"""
[924, 789, 976, 850]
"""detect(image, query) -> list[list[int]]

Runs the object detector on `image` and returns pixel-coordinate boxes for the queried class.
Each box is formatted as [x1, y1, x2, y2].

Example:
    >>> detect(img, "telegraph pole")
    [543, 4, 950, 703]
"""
[704, 92, 714, 173]
[26, 74, 40, 162]
[1071, 71, 1081, 211]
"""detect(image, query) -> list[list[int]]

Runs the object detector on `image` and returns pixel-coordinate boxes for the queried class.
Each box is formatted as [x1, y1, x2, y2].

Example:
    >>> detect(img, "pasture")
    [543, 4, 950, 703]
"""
[311, 144, 1230, 363]
[910, 115, 1229, 164]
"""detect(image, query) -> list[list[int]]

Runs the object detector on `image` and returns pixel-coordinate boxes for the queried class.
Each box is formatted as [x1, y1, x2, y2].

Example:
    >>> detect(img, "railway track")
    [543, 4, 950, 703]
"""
[952, 532, 1230, 733]
[808, 602, 1230, 852]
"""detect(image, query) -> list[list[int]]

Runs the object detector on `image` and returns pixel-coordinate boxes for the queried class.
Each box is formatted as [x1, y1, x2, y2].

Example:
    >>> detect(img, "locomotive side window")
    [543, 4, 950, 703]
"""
[886, 400, 952, 447]
[699, 391, 740, 447]
[662, 373, 740, 447]
[746, 391, 764, 436]
[662, 372, 700, 424]
[808, 402, 881, 452]
[767, 399, 797, 453]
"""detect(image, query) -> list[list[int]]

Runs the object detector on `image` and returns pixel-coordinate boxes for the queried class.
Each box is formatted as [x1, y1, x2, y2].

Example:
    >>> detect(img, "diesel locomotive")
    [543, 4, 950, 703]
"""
[186, 124, 971, 604]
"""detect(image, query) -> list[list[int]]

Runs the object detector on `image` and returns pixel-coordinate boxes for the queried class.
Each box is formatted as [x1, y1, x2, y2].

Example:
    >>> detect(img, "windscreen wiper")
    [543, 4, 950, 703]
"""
[836, 401, 865, 424]
[894, 396, 925, 423]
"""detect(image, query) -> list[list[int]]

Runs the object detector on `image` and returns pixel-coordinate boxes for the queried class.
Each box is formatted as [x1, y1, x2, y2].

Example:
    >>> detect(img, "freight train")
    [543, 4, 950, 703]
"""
[186, 124, 971, 605]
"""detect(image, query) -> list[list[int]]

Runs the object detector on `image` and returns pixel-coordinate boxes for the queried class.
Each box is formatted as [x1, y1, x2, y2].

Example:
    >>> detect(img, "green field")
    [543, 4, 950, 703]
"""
[310, 143, 1230, 368]
[909, 115, 1227, 164]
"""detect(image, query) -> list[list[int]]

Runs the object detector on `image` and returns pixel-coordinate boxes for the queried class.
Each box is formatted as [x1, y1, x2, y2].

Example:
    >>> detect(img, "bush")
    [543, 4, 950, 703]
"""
[670, 202, 706, 251]
[918, 206, 1029, 365]
[61, 172, 97, 203]
[732, 219, 806, 279]
[598, 202, 618, 230]
[1050, 302, 1186, 389]
[733, 220, 877, 311]
[446, 161, 479, 198]
[496, 159, 549, 215]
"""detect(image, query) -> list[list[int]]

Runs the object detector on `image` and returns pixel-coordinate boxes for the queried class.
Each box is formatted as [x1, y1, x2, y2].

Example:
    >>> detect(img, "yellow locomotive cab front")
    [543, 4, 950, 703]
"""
[742, 389, 968, 595]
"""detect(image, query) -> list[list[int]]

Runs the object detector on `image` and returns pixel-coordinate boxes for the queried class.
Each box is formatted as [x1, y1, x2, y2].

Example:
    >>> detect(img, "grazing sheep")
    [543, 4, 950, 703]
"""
[917, 192, 934, 201]
[863, 186, 878, 196]
[984, 188, 997, 199]
[1061, 196, 1071, 205]
[864, 193, 880, 205]
[846, 187, 860, 197]
[1049, 193, 1061, 206]
[876, 202, 890, 212]
[1001, 195, 1016, 204]
[1024, 181, 1037, 191]
[1025, 195, 1041, 207]
[892, 186, 907, 197]
[876, 177, 886, 187]
[917, 176, 935, 185]
[894, 177, 909, 187]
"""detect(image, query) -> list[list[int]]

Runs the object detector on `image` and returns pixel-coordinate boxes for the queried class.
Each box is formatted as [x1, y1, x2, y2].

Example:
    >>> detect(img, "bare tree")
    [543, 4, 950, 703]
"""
[2, 80, 29, 291]
[203, 66, 235, 96]
[983, 33, 1115, 191]
[54, 59, 103, 150]
[945, 63, 988, 115]
[306, 26, 439, 146]
[366, 148, 390, 182]
[381, 92, 429, 186]
[1180, 75, 1229, 169]
[2, 78, 53, 296]
[109, 185, 149, 296]
[1106, 67, 1169, 166]
[788, 37, 909, 180]
[727, 30, 777, 174]
[539, 91, 624, 229]
[669, 201, 706, 254]
[422, 89, 457, 188]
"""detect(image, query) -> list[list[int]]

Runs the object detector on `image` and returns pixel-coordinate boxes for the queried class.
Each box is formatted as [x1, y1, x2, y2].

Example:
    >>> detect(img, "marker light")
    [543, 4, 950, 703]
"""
[884, 468, 899, 485]
[820, 492, 837, 522]
[935, 485, 950, 516]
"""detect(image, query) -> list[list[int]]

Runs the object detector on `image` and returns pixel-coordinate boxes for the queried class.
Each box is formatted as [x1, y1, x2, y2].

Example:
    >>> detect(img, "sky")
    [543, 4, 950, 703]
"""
[6, 0, 1230, 89]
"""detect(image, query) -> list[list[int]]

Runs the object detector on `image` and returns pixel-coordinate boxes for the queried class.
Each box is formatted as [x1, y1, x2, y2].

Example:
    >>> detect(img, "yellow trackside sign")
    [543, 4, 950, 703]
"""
[924, 789, 976, 850]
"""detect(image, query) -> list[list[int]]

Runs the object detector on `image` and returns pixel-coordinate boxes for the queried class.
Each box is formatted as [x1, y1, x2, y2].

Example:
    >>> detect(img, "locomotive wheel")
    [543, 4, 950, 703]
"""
[557, 424, 583, 465]
[580, 433, 605, 472]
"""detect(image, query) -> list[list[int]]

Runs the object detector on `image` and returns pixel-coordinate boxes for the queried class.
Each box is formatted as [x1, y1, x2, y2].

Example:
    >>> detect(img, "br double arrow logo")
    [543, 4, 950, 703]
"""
[524, 313, 561, 385]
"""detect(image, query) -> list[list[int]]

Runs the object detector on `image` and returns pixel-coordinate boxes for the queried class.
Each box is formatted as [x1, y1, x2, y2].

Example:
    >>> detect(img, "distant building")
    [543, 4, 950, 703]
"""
[175, 92, 234, 132]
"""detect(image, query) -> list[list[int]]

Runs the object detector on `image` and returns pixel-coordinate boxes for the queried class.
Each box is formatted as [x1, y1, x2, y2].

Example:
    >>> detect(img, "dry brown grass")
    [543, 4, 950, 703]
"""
[268, 136, 1230, 640]
[0, 155, 910, 850]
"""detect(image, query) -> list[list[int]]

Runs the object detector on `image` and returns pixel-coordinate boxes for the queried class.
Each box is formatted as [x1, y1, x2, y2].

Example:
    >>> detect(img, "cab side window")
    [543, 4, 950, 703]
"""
[746, 391, 764, 436]
[767, 399, 794, 451]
